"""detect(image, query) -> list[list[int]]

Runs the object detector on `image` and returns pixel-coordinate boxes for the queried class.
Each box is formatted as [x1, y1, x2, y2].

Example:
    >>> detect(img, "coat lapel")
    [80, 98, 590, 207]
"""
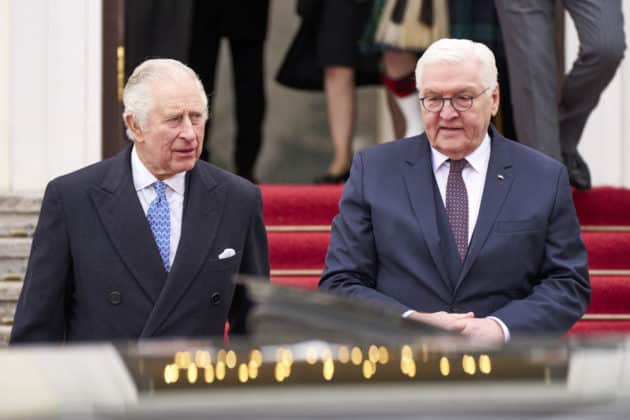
[401, 136, 452, 294]
[89, 146, 167, 303]
[455, 129, 514, 291]
[141, 162, 226, 337]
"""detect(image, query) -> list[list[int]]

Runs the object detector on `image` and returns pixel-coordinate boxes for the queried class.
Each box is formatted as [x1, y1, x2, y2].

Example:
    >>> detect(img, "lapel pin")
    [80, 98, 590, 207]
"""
[497, 174, 505, 180]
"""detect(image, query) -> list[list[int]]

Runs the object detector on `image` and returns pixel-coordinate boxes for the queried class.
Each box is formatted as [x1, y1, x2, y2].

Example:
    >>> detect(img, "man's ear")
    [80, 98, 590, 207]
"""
[491, 85, 500, 117]
[124, 114, 144, 142]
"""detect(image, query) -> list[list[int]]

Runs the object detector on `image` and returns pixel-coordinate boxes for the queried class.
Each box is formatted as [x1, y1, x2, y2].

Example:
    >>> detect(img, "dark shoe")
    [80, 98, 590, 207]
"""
[563, 152, 591, 190]
[314, 171, 350, 184]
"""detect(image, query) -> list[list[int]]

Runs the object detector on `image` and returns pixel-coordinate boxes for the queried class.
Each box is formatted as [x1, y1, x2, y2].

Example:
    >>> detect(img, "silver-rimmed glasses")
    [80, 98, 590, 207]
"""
[420, 87, 491, 112]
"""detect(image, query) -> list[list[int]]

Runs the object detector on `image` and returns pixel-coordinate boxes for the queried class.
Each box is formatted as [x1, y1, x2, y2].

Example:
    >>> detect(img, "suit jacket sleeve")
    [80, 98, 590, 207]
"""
[10, 181, 72, 343]
[319, 153, 410, 314]
[228, 187, 270, 334]
[490, 167, 591, 334]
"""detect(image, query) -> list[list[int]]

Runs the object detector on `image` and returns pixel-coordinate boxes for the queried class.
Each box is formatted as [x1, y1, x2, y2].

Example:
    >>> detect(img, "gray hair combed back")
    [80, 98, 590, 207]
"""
[122, 58, 209, 141]
[415, 38, 498, 93]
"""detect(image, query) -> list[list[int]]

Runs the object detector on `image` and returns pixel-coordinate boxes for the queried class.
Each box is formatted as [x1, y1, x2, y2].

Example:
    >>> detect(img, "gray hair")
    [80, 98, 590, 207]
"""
[415, 38, 497, 93]
[122, 58, 209, 141]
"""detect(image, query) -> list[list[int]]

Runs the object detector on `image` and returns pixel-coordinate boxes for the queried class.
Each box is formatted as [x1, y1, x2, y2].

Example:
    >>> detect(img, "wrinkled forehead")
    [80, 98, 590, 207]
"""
[419, 58, 484, 93]
[149, 78, 207, 114]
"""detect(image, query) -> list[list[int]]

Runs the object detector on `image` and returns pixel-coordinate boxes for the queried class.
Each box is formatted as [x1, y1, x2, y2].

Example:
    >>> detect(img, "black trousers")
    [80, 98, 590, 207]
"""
[190, 27, 266, 182]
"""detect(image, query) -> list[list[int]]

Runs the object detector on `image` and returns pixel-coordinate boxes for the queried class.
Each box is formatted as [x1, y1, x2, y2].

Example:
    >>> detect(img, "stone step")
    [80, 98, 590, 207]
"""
[0, 258, 28, 281]
[0, 282, 22, 301]
[0, 237, 31, 259]
[0, 325, 11, 347]
[0, 214, 38, 237]
[0, 300, 16, 325]
[0, 193, 42, 214]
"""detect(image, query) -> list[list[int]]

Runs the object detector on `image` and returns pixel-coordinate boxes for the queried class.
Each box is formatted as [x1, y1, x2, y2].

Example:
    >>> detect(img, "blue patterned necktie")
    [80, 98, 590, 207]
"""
[147, 181, 171, 271]
[446, 159, 468, 262]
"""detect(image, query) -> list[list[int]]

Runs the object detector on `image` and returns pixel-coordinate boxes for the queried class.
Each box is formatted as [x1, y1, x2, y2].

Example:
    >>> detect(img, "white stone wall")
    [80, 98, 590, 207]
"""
[0, 0, 10, 191]
[566, 3, 630, 187]
[5, 0, 101, 193]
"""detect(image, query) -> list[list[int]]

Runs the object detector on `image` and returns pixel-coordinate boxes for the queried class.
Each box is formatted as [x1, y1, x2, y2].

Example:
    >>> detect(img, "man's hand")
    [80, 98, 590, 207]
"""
[407, 311, 475, 332]
[459, 317, 505, 343]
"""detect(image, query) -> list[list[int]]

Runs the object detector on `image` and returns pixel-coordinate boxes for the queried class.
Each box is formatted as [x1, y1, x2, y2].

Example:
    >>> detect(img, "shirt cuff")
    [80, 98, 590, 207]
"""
[487, 316, 511, 342]
[402, 310, 415, 318]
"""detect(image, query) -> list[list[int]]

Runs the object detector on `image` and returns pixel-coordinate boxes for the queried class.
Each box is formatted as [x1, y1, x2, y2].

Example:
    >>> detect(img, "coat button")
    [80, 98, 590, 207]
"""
[109, 291, 121, 305]
[211, 292, 221, 305]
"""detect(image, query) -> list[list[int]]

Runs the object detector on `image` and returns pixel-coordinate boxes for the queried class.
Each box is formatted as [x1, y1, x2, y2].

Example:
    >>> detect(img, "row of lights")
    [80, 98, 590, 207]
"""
[163, 346, 494, 385]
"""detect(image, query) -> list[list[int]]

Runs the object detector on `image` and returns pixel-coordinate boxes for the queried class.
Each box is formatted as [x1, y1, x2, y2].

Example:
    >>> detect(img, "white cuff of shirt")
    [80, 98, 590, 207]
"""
[402, 310, 415, 318]
[487, 316, 511, 342]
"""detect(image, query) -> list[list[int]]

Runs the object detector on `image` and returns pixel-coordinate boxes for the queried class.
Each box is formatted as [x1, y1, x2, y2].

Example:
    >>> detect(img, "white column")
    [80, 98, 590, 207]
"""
[565, 4, 630, 187]
[10, 0, 101, 192]
[0, 0, 10, 191]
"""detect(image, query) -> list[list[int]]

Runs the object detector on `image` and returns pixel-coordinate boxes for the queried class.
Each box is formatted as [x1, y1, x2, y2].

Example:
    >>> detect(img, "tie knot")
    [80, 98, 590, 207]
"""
[449, 159, 467, 173]
[153, 181, 167, 198]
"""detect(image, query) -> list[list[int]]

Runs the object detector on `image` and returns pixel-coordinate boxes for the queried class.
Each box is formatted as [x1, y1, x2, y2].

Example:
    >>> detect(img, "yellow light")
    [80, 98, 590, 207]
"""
[306, 348, 318, 365]
[226, 350, 237, 369]
[338, 346, 350, 364]
[280, 349, 293, 367]
[175, 351, 192, 368]
[250, 349, 263, 368]
[275, 362, 286, 382]
[439, 357, 450, 376]
[164, 364, 179, 384]
[187, 364, 198, 383]
[350, 347, 363, 365]
[216, 361, 226, 380]
[400, 358, 410, 375]
[323, 358, 335, 381]
[401, 345, 413, 360]
[217, 349, 227, 363]
[462, 355, 476, 375]
[204, 365, 215, 383]
[362, 360, 375, 379]
[195, 350, 211, 367]
[478, 355, 492, 375]
[238, 363, 249, 383]
[378, 346, 389, 364]
[321, 348, 333, 361]
[544, 367, 551, 385]
[407, 360, 416, 378]
[248, 360, 259, 379]
[368, 345, 379, 363]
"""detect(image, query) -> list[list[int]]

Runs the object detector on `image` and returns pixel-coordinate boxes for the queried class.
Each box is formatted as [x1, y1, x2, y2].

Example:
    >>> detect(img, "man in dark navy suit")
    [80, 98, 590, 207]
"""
[320, 39, 590, 342]
[11, 59, 269, 343]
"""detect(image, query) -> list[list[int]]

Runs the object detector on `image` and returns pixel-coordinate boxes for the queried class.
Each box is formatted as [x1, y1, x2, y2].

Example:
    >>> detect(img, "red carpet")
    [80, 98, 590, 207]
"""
[269, 230, 630, 271]
[261, 185, 630, 336]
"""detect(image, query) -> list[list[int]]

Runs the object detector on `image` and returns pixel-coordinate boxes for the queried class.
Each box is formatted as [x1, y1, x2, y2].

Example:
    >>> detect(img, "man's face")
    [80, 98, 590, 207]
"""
[419, 59, 499, 160]
[130, 77, 206, 179]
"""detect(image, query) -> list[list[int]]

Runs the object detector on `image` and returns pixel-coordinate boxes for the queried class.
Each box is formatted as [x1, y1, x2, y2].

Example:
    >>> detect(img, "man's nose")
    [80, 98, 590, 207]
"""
[180, 115, 196, 140]
[439, 100, 458, 119]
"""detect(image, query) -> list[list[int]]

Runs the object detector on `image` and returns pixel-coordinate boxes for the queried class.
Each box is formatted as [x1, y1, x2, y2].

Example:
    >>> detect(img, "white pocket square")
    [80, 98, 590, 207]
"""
[218, 248, 236, 260]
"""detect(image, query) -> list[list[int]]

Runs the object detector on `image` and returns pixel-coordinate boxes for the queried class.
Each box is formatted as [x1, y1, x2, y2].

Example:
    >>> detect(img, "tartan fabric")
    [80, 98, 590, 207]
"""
[448, 0, 505, 58]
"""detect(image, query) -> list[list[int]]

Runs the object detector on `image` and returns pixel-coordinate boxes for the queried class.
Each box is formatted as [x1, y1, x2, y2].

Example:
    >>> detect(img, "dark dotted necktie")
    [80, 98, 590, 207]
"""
[446, 159, 468, 261]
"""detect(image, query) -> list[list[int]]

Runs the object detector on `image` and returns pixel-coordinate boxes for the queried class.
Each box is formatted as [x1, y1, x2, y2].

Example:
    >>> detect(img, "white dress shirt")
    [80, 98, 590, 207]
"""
[131, 146, 185, 268]
[405, 134, 511, 341]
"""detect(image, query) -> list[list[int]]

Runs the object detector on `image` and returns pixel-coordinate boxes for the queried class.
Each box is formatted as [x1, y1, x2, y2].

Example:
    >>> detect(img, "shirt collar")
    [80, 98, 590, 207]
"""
[131, 145, 187, 195]
[431, 132, 491, 174]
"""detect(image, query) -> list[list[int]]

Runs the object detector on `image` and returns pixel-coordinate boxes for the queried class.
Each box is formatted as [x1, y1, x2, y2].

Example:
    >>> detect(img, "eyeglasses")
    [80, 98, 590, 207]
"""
[420, 87, 491, 113]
